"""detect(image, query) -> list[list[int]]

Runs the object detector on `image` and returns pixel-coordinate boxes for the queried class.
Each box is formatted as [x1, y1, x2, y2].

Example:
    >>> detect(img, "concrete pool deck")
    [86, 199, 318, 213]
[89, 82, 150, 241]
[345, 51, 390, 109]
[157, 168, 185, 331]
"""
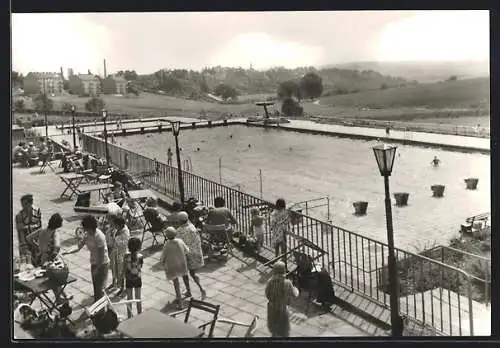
[53, 116, 490, 154]
[12, 163, 390, 338]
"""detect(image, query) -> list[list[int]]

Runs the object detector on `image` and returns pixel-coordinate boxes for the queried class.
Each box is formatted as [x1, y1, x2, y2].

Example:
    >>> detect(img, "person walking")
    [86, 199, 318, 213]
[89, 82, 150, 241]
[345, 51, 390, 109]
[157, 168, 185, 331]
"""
[265, 262, 299, 337]
[175, 212, 207, 300]
[108, 216, 130, 296]
[63, 215, 110, 302]
[123, 237, 143, 318]
[160, 227, 190, 309]
[431, 156, 441, 167]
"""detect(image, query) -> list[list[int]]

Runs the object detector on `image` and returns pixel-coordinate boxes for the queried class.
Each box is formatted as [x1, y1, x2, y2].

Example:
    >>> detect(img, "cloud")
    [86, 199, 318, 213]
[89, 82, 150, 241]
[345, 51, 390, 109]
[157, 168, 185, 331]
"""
[209, 32, 324, 69]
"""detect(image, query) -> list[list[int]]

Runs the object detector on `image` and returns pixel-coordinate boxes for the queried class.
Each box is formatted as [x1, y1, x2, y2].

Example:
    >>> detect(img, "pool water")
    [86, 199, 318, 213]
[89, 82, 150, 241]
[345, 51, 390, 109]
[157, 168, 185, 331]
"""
[117, 125, 490, 250]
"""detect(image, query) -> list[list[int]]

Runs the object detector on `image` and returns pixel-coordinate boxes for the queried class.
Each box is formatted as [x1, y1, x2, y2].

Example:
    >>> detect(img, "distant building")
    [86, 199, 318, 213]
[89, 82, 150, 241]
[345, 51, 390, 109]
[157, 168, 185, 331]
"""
[23, 72, 63, 96]
[68, 74, 101, 96]
[67, 68, 74, 78]
[101, 74, 127, 95]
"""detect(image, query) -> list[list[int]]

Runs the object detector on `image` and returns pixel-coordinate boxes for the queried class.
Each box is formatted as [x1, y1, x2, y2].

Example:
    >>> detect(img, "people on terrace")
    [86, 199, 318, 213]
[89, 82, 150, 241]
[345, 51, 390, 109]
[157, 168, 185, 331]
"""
[107, 215, 130, 296]
[105, 181, 128, 206]
[265, 261, 299, 337]
[206, 197, 237, 228]
[63, 215, 110, 303]
[160, 227, 190, 309]
[250, 207, 265, 252]
[175, 211, 207, 300]
[25, 213, 62, 266]
[270, 198, 291, 257]
[124, 237, 143, 318]
[16, 194, 42, 265]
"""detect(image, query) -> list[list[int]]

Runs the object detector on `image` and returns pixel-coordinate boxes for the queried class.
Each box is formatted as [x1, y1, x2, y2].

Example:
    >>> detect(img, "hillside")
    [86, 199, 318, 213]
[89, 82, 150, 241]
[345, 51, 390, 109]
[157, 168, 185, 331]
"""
[319, 77, 490, 110]
[329, 60, 489, 83]
[135, 66, 410, 99]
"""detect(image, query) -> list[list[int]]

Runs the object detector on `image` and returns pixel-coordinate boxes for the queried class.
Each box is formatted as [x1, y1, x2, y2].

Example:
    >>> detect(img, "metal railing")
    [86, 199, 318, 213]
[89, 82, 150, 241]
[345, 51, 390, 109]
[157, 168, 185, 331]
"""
[80, 133, 477, 336]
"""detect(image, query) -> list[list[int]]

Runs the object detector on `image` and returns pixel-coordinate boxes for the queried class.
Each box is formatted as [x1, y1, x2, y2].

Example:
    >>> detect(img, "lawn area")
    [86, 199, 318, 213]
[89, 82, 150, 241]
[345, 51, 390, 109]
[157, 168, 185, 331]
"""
[319, 77, 489, 110]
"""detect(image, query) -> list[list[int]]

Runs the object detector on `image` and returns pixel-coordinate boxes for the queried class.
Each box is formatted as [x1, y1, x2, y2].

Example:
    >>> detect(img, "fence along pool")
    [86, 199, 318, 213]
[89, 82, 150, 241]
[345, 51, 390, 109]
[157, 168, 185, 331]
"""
[81, 133, 476, 336]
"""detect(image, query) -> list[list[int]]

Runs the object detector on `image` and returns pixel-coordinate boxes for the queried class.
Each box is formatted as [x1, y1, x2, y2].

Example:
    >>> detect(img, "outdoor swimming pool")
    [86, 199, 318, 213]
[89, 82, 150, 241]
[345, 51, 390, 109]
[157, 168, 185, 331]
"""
[117, 125, 490, 250]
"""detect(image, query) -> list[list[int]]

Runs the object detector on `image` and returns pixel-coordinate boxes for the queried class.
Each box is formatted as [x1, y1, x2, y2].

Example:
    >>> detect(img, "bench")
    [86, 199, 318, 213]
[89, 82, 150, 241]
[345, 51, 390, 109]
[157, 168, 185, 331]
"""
[461, 212, 490, 233]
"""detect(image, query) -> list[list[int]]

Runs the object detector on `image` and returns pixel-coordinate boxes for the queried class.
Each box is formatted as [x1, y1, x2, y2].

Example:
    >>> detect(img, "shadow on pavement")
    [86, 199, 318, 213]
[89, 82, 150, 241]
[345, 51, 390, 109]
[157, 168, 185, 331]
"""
[141, 244, 163, 259]
[61, 236, 80, 248]
[51, 197, 72, 204]
[64, 215, 83, 222]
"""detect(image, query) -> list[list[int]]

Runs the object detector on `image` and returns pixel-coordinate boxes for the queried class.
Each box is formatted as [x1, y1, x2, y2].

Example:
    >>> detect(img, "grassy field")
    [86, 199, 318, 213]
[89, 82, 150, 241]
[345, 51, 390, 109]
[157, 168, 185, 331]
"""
[16, 77, 490, 129]
[319, 77, 489, 110]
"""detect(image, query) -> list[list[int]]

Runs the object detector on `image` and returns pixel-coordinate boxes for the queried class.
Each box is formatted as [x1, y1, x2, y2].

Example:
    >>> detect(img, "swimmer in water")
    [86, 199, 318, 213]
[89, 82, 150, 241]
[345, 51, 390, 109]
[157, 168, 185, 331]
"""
[248, 144, 251, 148]
[197, 147, 200, 152]
[229, 135, 233, 139]
[431, 156, 440, 167]
[289, 147, 292, 151]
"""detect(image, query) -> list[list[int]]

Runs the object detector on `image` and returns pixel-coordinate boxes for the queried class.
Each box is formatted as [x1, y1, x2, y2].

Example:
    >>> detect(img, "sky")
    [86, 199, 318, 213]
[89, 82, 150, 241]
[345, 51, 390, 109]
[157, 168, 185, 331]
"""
[11, 10, 489, 75]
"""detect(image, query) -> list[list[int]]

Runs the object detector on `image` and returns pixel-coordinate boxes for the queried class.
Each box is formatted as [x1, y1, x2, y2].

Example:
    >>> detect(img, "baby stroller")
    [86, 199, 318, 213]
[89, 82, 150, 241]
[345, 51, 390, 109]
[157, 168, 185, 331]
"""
[201, 224, 233, 261]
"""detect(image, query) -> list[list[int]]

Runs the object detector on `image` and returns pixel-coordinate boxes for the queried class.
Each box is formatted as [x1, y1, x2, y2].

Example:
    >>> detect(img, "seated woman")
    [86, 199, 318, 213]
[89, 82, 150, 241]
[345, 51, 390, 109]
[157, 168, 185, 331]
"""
[143, 198, 166, 232]
[105, 181, 128, 206]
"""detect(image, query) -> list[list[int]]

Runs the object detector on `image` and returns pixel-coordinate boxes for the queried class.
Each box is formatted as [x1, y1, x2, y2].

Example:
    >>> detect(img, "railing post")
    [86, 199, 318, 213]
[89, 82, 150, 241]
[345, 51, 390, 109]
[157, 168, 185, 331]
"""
[467, 275, 474, 336]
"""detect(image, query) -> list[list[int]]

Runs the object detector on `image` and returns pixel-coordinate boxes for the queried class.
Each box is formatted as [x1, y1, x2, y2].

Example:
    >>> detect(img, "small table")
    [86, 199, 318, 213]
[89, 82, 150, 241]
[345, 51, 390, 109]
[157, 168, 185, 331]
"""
[117, 309, 204, 338]
[77, 183, 114, 201]
[14, 274, 77, 316]
[58, 173, 85, 199]
[128, 189, 157, 209]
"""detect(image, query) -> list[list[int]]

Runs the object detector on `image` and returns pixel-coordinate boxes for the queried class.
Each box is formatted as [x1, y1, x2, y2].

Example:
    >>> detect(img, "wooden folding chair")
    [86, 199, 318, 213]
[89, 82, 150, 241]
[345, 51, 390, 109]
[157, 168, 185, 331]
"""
[39, 152, 57, 174]
[218, 315, 259, 337]
[170, 298, 221, 338]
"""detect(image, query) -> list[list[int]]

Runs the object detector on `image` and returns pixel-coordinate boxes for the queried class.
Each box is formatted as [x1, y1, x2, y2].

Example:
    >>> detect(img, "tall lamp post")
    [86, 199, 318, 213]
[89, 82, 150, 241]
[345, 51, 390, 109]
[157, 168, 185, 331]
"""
[102, 109, 110, 167]
[170, 121, 185, 206]
[372, 144, 403, 337]
[71, 105, 77, 150]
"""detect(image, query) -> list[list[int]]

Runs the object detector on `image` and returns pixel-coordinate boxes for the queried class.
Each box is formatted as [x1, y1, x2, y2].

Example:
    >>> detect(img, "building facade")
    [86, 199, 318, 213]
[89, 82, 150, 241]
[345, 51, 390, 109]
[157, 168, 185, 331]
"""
[23, 72, 64, 96]
[68, 74, 101, 96]
[101, 75, 127, 95]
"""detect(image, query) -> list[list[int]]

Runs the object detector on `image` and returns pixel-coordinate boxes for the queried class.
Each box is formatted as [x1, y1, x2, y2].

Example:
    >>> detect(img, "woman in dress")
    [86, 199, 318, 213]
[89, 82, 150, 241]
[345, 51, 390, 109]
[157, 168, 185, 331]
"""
[270, 198, 291, 257]
[175, 212, 206, 299]
[160, 227, 190, 309]
[265, 261, 299, 337]
[108, 216, 130, 296]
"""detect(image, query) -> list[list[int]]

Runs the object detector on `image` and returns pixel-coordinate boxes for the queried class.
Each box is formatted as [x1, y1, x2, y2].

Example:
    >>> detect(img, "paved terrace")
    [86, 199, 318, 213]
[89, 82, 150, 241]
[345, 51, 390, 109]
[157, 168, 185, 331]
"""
[12, 163, 390, 338]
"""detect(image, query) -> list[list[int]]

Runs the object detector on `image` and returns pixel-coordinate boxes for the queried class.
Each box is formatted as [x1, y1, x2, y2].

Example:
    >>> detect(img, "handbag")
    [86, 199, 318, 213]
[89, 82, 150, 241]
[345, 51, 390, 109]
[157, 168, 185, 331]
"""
[45, 256, 69, 287]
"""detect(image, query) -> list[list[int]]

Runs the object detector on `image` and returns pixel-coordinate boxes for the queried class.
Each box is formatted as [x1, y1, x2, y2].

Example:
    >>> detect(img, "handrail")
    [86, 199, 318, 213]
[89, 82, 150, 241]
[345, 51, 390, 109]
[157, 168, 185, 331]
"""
[80, 132, 479, 336]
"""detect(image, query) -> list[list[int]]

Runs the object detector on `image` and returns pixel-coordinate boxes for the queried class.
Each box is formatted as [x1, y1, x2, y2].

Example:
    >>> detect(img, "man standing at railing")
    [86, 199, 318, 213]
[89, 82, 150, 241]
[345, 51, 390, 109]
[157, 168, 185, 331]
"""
[167, 148, 173, 166]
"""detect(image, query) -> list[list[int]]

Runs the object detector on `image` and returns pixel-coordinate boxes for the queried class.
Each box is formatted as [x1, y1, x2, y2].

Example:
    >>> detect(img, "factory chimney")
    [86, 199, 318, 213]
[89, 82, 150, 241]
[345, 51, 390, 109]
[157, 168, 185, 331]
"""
[103, 59, 107, 78]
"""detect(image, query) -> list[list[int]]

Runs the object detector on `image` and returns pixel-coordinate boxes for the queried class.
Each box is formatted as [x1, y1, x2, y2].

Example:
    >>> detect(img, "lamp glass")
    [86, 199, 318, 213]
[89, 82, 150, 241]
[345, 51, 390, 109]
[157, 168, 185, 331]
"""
[71, 105, 75, 111]
[171, 121, 181, 136]
[102, 109, 107, 119]
[372, 144, 397, 176]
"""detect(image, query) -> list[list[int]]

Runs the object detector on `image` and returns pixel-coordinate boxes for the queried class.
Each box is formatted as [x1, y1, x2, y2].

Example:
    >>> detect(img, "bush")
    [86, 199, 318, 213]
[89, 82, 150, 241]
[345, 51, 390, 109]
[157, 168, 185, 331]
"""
[281, 98, 303, 117]
[14, 99, 25, 112]
[85, 97, 106, 112]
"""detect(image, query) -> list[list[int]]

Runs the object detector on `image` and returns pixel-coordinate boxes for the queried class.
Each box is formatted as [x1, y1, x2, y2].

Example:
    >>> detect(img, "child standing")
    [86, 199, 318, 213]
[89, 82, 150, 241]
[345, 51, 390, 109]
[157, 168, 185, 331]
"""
[108, 216, 130, 296]
[250, 207, 265, 252]
[160, 227, 190, 309]
[123, 237, 143, 319]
